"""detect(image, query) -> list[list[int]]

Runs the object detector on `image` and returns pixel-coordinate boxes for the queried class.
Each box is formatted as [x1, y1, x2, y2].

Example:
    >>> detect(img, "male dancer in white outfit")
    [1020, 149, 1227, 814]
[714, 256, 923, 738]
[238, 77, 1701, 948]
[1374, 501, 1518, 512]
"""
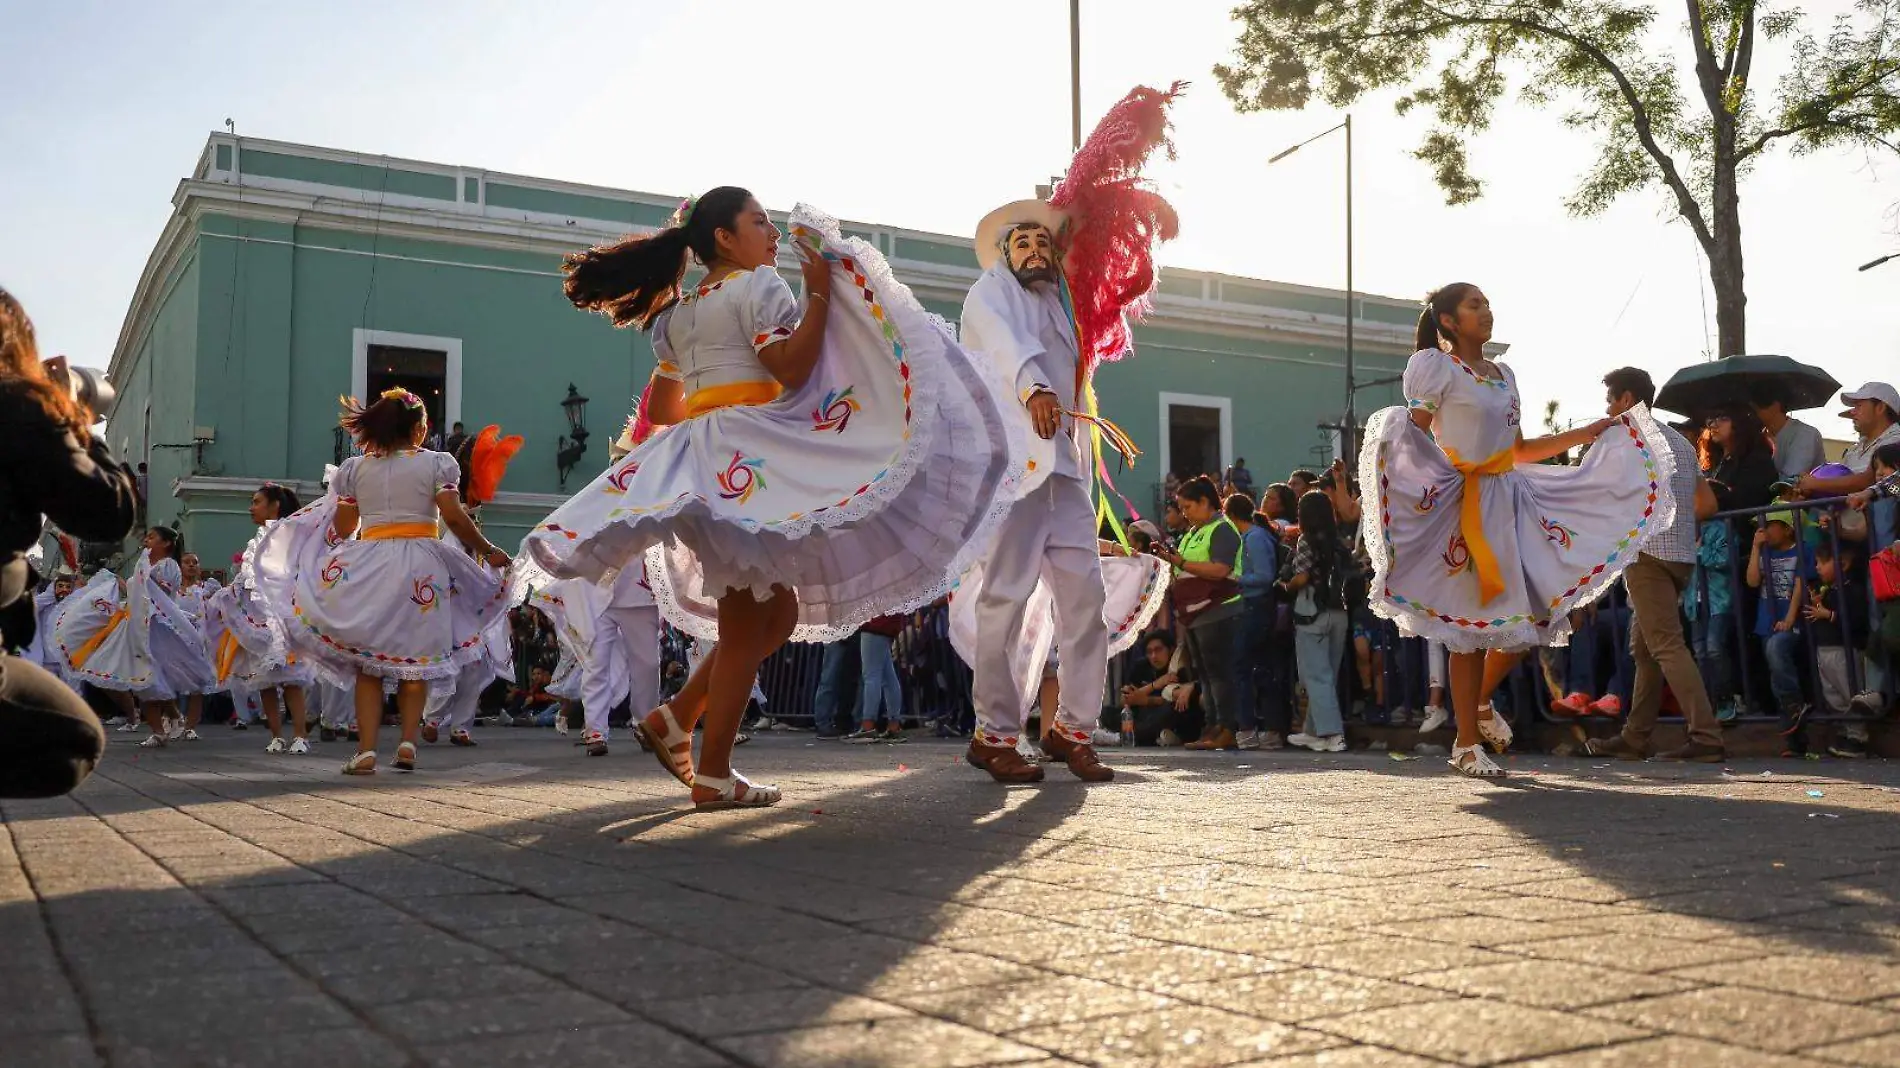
[960, 208, 1112, 785]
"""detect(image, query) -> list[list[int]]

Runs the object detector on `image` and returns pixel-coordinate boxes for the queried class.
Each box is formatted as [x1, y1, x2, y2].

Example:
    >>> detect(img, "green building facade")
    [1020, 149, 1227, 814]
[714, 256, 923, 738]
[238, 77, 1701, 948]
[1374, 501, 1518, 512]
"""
[108, 135, 1422, 572]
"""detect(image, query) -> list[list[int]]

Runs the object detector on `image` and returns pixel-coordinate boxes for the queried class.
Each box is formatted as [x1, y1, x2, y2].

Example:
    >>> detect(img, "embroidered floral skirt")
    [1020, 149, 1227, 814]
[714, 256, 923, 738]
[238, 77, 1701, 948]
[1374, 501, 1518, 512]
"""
[249, 498, 509, 685]
[519, 205, 1024, 644]
[948, 551, 1171, 707]
[204, 583, 314, 691]
[1358, 403, 1677, 653]
[53, 571, 217, 700]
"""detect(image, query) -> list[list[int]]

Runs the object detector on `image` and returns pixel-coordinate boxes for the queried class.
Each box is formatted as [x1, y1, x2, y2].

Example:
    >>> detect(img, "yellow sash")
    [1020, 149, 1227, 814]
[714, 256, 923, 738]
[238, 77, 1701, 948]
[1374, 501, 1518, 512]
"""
[1443, 445, 1516, 605]
[215, 631, 241, 682]
[361, 522, 439, 540]
[69, 608, 128, 669]
[685, 380, 781, 419]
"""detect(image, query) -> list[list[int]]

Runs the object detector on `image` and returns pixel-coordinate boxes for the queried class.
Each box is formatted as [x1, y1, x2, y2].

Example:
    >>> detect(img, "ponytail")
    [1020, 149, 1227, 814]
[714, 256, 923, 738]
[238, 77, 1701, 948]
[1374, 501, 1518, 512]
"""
[562, 185, 758, 331]
[1415, 282, 1480, 352]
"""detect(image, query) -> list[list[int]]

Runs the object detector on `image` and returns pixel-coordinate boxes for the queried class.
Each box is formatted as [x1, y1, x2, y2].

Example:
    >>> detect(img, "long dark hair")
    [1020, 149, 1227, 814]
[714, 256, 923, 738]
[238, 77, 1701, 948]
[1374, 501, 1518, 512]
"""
[340, 391, 428, 454]
[1296, 490, 1342, 575]
[1176, 474, 1222, 516]
[149, 524, 183, 559]
[1414, 282, 1481, 352]
[255, 482, 302, 518]
[1262, 482, 1297, 520]
[1712, 406, 1772, 466]
[0, 286, 91, 438]
[563, 186, 756, 330]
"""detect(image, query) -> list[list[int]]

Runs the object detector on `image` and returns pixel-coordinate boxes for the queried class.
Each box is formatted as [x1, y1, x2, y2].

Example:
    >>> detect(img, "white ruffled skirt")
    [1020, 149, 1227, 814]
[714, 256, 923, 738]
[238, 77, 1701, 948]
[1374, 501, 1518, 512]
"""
[204, 583, 313, 691]
[53, 571, 217, 700]
[520, 205, 1024, 644]
[948, 552, 1172, 706]
[1358, 403, 1677, 652]
[249, 497, 510, 686]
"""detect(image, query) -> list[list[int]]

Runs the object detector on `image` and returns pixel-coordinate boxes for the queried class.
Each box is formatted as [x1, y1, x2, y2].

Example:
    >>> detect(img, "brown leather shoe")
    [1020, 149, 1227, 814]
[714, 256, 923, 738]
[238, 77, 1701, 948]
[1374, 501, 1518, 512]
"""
[1583, 734, 1645, 760]
[1186, 726, 1237, 751]
[1656, 740, 1726, 763]
[965, 742, 1045, 783]
[1042, 732, 1114, 782]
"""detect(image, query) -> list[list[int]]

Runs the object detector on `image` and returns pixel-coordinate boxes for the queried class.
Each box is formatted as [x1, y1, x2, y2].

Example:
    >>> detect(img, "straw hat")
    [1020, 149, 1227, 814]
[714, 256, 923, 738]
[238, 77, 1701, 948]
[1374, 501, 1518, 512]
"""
[973, 199, 1068, 271]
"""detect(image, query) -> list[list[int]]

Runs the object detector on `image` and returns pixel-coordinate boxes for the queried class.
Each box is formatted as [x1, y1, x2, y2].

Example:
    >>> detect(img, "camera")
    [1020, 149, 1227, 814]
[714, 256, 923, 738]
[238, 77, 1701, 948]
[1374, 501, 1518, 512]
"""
[42, 356, 116, 419]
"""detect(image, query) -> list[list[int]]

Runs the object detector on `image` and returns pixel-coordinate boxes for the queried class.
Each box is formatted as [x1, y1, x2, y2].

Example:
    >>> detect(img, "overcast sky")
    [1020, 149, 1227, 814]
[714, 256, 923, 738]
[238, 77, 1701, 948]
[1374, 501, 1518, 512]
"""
[3, 0, 1895, 450]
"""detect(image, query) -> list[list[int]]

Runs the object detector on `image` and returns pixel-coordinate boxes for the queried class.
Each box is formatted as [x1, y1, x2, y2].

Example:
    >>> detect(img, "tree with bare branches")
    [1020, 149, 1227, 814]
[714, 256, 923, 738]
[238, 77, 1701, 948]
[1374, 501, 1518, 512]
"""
[1216, 0, 1900, 358]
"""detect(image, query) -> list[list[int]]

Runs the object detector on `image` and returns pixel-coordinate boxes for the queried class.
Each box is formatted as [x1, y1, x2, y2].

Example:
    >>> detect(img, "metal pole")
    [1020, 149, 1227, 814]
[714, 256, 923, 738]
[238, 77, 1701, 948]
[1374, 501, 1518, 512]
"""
[1070, 0, 1082, 151]
[1344, 113, 1355, 459]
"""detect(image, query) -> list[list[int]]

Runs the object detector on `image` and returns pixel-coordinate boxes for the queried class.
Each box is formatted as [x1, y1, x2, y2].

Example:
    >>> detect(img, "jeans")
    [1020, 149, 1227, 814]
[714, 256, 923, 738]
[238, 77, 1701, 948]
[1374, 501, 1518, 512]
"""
[1229, 596, 1275, 733]
[811, 639, 858, 735]
[859, 632, 901, 728]
[0, 654, 105, 798]
[1690, 611, 1737, 706]
[1764, 629, 1805, 708]
[1294, 609, 1349, 737]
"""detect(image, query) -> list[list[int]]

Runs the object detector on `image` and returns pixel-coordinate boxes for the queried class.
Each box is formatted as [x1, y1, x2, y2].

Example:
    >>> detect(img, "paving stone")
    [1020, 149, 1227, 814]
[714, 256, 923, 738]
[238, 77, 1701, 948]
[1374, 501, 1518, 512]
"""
[644, 985, 911, 1036]
[423, 1021, 735, 1067]
[717, 1016, 1047, 1068]
[1407, 958, 1700, 1010]
[883, 974, 1174, 1034]
[1585, 986, 1900, 1054]
[363, 988, 631, 1043]
[1033, 1003, 1342, 1066]
[1171, 966, 1452, 1022]
[1807, 1031, 1900, 1065]
[107, 1028, 410, 1068]
[0, 1033, 101, 1068]
[1498, 933, 1766, 973]
[1310, 1000, 1652, 1066]
[1041, 943, 1284, 992]
[1667, 953, 1900, 1004]
[1514, 1036, 1832, 1066]
[1261, 936, 1522, 979]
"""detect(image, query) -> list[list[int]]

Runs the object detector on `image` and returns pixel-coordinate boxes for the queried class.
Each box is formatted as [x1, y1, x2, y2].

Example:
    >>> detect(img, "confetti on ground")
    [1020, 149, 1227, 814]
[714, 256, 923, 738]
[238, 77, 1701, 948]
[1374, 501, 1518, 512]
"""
[1808, 813, 1840, 819]
[1807, 789, 1826, 798]
[1388, 752, 1419, 762]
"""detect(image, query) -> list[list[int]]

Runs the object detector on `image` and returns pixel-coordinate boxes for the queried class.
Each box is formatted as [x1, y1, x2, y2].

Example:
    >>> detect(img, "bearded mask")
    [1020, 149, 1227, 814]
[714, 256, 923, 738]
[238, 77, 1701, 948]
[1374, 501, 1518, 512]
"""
[1005, 224, 1060, 288]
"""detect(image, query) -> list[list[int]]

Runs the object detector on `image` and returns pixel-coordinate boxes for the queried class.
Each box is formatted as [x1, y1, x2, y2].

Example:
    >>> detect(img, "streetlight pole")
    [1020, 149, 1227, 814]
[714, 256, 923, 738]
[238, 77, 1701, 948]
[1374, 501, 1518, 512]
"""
[1270, 115, 1355, 459]
[1070, 0, 1082, 151]
[1859, 253, 1898, 272]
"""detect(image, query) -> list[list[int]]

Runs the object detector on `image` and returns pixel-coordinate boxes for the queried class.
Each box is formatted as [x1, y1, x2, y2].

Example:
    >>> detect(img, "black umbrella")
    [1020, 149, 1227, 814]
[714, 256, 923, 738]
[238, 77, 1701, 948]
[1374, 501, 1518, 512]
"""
[1654, 354, 1841, 418]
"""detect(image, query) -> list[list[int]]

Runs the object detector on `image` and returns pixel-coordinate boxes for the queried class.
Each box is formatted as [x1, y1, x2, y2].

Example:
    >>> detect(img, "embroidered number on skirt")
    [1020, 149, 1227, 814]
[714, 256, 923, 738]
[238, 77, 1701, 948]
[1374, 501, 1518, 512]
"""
[1415, 485, 1442, 514]
[411, 577, 444, 612]
[1442, 535, 1473, 576]
[319, 558, 349, 589]
[1541, 516, 1577, 550]
[605, 460, 640, 494]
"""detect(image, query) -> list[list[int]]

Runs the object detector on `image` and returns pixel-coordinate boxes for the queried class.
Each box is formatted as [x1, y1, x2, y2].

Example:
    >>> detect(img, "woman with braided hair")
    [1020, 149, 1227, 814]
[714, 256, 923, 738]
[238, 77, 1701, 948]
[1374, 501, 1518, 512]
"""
[248, 390, 512, 775]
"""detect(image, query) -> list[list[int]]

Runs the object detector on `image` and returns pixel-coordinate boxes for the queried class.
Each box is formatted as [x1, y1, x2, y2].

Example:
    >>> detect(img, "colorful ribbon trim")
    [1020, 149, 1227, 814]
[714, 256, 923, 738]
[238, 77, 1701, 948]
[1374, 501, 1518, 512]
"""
[70, 608, 128, 669]
[1444, 445, 1517, 604]
[685, 380, 782, 419]
[360, 522, 440, 540]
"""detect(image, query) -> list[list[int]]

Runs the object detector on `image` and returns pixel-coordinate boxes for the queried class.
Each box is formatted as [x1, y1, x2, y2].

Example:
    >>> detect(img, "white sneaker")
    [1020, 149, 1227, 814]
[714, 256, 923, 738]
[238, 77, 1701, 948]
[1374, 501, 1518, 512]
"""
[264, 737, 287, 754]
[1288, 733, 1347, 753]
[555, 717, 570, 736]
[1286, 732, 1321, 749]
[165, 720, 185, 741]
[104, 716, 127, 727]
[1418, 706, 1450, 733]
[1234, 730, 1263, 750]
[1156, 728, 1183, 747]
[139, 734, 166, 748]
[287, 737, 310, 755]
[181, 729, 200, 741]
[116, 720, 141, 733]
[1090, 728, 1121, 747]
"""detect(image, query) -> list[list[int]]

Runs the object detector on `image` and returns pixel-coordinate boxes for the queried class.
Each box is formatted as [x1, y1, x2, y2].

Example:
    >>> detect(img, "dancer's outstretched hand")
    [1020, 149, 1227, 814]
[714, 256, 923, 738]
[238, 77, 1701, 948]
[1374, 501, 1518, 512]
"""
[1027, 390, 1061, 439]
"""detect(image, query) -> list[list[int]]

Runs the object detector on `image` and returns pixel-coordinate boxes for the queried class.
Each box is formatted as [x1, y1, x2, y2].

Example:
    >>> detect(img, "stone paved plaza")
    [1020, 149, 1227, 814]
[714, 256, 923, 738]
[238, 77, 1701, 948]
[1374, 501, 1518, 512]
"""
[6, 729, 1900, 1067]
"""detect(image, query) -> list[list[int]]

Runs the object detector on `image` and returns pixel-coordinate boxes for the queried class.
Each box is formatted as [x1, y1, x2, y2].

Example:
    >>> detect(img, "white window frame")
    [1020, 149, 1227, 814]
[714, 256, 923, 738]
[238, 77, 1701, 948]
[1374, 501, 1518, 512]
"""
[1157, 391, 1234, 479]
[351, 328, 462, 430]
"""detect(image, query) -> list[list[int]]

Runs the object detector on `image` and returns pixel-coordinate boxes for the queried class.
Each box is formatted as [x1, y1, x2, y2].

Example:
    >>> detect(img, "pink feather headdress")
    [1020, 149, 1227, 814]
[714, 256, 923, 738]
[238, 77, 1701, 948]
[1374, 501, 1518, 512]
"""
[1049, 81, 1186, 382]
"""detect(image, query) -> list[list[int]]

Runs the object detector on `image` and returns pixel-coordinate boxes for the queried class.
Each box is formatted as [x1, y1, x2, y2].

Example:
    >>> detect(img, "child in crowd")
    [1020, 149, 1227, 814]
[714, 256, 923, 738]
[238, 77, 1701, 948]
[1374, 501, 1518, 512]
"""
[1747, 511, 1811, 752]
[1803, 542, 1875, 757]
[1684, 511, 1739, 719]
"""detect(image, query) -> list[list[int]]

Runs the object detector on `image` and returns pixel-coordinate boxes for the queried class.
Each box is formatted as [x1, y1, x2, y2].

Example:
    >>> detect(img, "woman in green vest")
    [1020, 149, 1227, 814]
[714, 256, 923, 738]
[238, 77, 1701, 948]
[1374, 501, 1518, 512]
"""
[1150, 476, 1242, 749]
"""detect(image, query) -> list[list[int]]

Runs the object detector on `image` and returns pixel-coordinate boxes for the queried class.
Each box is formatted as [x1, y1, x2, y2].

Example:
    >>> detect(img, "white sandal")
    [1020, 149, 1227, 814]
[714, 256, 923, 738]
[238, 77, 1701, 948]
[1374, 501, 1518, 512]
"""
[1476, 704, 1513, 753]
[692, 771, 782, 811]
[342, 750, 376, 776]
[635, 704, 695, 786]
[1450, 743, 1507, 778]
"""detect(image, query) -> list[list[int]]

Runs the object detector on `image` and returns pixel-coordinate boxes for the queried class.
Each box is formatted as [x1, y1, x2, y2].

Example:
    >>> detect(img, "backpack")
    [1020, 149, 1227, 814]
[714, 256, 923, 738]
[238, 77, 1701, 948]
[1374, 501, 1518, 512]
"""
[1294, 539, 1361, 625]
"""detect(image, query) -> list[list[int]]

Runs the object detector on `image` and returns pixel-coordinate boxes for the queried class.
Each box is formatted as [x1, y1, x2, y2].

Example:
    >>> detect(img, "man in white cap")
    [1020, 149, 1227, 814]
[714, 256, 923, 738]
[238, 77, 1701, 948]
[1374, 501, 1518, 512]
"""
[958, 204, 1113, 785]
[1798, 382, 1900, 497]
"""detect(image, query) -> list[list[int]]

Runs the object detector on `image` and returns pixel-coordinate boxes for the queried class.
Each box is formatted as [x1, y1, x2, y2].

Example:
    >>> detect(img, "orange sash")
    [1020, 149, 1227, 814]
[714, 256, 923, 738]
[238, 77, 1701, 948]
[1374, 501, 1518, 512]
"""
[69, 608, 128, 669]
[361, 522, 439, 540]
[1442, 445, 1516, 605]
[685, 380, 781, 419]
[215, 631, 241, 682]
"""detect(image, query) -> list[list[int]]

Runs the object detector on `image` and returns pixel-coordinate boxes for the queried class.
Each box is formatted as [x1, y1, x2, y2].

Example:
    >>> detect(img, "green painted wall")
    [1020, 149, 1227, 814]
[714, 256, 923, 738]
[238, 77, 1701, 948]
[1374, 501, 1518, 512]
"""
[241, 150, 457, 201]
[108, 250, 202, 533]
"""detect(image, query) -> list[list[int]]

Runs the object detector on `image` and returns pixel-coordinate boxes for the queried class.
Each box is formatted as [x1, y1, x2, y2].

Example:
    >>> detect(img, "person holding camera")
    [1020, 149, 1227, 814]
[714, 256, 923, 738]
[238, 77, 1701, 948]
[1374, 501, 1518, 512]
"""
[0, 287, 140, 797]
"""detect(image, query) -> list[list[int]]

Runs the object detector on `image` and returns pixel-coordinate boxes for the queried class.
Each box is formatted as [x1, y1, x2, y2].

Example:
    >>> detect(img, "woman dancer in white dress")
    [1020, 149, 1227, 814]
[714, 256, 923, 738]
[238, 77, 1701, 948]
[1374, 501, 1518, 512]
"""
[523, 188, 1018, 809]
[250, 391, 511, 774]
[207, 483, 314, 753]
[171, 551, 221, 741]
[54, 525, 218, 747]
[1359, 284, 1673, 777]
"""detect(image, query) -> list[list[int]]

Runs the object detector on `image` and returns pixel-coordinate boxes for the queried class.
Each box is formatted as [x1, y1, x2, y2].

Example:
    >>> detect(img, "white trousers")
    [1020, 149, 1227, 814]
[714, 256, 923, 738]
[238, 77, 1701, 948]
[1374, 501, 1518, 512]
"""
[581, 605, 660, 738]
[974, 477, 1107, 746]
[430, 658, 493, 734]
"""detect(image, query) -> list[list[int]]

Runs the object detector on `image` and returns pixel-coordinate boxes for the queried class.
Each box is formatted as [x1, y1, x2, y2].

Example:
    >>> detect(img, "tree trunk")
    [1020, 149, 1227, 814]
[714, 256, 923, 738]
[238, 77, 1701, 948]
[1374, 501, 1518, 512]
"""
[1707, 150, 1747, 359]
